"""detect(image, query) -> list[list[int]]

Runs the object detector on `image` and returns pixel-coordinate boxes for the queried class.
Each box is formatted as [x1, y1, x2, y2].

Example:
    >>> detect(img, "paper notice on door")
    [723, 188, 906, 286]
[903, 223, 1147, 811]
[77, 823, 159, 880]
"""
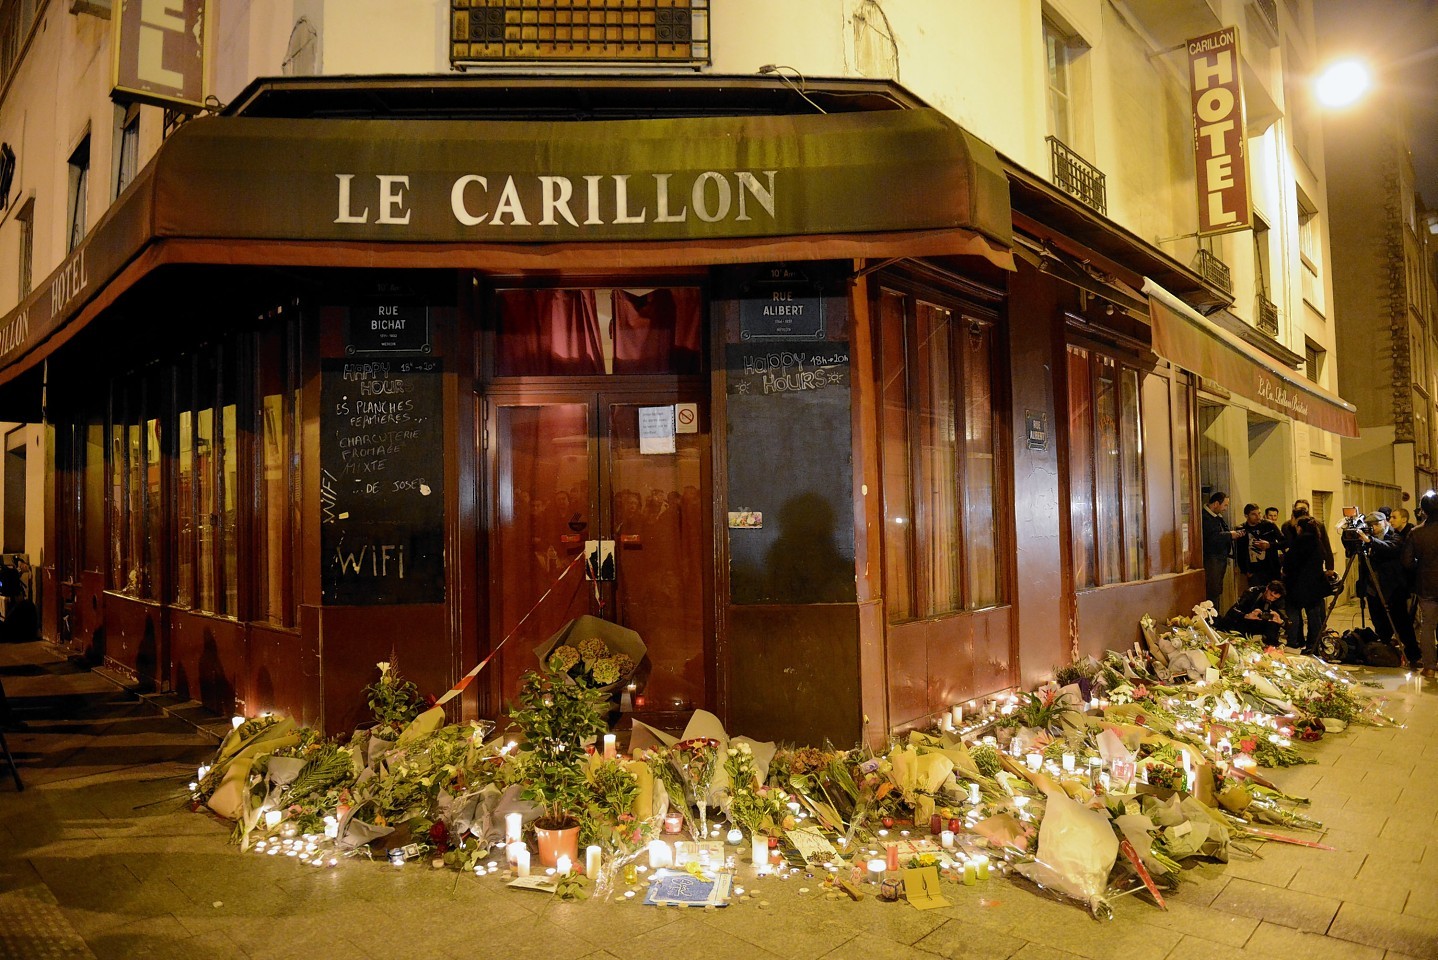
[638, 406, 676, 454]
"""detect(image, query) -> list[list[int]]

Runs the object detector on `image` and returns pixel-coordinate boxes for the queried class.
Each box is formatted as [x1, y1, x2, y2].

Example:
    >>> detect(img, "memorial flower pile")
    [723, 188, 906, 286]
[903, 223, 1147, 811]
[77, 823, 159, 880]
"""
[186, 609, 1402, 919]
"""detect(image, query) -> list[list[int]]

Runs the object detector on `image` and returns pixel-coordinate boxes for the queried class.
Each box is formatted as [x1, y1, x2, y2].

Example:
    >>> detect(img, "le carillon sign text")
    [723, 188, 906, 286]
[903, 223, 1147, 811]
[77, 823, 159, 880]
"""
[0, 109, 1007, 371]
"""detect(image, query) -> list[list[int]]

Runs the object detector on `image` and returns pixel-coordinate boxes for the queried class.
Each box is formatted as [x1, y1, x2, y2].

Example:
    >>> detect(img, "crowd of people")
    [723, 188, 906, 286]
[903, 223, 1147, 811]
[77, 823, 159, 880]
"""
[1202, 491, 1438, 678]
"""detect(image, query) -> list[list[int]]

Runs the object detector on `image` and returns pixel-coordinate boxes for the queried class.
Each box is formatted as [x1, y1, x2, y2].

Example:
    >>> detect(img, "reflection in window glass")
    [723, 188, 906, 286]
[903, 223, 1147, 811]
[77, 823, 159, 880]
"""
[1067, 347, 1095, 589]
[108, 419, 124, 589]
[127, 422, 143, 594]
[1094, 357, 1121, 585]
[1120, 368, 1145, 578]
[176, 405, 193, 607]
[197, 400, 216, 613]
[964, 326, 998, 608]
[221, 402, 238, 616]
[145, 415, 162, 598]
[878, 291, 913, 622]
[917, 301, 958, 616]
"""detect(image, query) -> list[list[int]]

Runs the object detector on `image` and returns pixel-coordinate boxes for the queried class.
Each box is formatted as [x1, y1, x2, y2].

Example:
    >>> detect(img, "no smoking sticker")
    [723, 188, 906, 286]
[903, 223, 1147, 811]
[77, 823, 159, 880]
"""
[675, 402, 698, 434]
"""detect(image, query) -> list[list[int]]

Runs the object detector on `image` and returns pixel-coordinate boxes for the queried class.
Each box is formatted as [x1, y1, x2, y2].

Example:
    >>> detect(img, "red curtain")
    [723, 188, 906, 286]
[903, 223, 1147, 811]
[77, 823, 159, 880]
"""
[495, 289, 604, 376]
[612, 288, 702, 375]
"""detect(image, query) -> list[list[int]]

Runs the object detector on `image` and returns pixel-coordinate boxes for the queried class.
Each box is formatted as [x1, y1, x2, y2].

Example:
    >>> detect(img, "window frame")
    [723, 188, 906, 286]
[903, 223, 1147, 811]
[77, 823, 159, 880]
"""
[66, 133, 90, 253]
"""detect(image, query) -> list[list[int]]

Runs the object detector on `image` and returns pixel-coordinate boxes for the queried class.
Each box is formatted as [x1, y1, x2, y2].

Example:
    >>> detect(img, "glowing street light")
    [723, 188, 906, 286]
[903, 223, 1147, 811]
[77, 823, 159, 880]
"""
[1315, 59, 1372, 108]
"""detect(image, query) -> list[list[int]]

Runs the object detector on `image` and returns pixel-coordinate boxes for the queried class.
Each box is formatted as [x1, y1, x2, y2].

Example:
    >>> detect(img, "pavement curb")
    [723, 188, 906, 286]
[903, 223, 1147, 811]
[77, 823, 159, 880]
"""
[68, 644, 229, 744]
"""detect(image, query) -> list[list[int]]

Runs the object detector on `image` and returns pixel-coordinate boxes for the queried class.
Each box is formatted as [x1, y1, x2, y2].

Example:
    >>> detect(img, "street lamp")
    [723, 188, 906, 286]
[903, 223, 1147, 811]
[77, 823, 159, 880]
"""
[1314, 58, 1372, 108]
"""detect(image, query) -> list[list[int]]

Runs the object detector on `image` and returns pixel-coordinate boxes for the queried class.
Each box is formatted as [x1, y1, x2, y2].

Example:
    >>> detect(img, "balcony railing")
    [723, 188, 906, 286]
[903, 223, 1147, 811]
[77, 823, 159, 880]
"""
[1256, 294, 1279, 337]
[1197, 249, 1232, 294]
[1047, 136, 1107, 216]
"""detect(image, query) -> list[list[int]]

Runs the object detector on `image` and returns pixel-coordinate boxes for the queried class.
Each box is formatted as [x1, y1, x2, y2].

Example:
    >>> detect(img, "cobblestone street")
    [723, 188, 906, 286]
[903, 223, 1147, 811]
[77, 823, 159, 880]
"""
[3, 610, 1438, 960]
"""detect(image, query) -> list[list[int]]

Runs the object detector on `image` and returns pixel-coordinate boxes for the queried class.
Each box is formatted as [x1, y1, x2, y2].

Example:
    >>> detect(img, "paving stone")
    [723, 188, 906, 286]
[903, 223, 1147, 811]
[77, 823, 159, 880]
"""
[1209, 877, 1340, 934]
[913, 921, 1027, 960]
[1245, 919, 1385, 960]
[1327, 900, 1438, 957]
[1130, 896, 1259, 948]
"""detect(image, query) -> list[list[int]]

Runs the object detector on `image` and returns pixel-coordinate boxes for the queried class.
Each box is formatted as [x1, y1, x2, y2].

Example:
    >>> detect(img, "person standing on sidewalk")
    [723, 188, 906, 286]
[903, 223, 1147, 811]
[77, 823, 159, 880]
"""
[1202, 492, 1245, 606]
[1402, 492, 1438, 680]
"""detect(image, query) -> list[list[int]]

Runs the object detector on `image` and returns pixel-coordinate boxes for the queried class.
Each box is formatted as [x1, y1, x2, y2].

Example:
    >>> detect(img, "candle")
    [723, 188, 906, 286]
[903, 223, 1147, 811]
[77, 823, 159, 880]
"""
[514, 846, 530, 878]
[885, 843, 899, 871]
[603, 734, 617, 760]
[726, 827, 744, 845]
[975, 855, 990, 880]
[751, 835, 768, 873]
[505, 812, 523, 844]
[555, 854, 572, 876]
[950, 704, 964, 725]
[940, 830, 955, 849]
[649, 840, 673, 869]
[963, 859, 978, 885]
[930, 814, 944, 835]
[264, 809, 281, 830]
[586, 845, 602, 878]
[1062, 753, 1076, 773]
[968, 782, 981, 805]
[506, 841, 524, 868]
[1026, 753, 1042, 772]
[663, 812, 684, 835]
[867, 858, 886, 882]
[231, 716, 244, 729]
[323, 816, 338, 840]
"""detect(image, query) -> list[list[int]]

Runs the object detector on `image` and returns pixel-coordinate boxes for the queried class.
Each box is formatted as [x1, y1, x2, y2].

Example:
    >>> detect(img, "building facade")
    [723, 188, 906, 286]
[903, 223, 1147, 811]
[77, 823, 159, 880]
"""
[0, 0, 1353, 743]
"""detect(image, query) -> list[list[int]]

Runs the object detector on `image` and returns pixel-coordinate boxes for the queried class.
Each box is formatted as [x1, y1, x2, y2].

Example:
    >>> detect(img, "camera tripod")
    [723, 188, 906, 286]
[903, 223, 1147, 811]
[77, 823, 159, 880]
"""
[1326, 544, 1395, 629]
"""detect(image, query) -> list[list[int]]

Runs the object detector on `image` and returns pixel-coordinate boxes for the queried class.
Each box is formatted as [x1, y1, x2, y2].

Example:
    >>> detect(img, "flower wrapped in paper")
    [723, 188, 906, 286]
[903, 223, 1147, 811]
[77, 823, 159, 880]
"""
[533, 615, 647, 696]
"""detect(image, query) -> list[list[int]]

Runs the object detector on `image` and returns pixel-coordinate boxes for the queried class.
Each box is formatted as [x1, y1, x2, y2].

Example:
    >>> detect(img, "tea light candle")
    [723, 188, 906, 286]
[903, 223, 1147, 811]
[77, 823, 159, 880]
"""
[323, 816, 338, 839]
[940, 830, 955, 849]
[726, 827, 744, 845]
[1062, 753, 1076, 773]
[649, 840, 672, 869]
[555, 854, 572, 876]
[603, 734, 617, 760]
[586, 845, 602, 878]
[505, 812, 523, 844]
[1026, 753, 1042, 772]
[514, 846, 530, 878]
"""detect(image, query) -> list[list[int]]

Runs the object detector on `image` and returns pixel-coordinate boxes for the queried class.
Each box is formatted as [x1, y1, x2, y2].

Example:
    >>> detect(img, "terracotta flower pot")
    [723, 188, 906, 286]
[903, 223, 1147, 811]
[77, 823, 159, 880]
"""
[534, 820, 580, 867]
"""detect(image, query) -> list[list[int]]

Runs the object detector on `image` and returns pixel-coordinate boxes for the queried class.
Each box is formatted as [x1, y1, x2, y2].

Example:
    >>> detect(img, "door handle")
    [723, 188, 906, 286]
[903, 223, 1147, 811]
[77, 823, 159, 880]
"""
[584, 540, 616, 581]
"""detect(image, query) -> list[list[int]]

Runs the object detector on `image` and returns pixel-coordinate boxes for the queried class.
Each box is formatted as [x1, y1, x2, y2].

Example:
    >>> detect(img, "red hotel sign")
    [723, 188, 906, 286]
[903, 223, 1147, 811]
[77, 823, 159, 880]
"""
[1188, 28, 1251, 236]
[112, 0, 210, 112]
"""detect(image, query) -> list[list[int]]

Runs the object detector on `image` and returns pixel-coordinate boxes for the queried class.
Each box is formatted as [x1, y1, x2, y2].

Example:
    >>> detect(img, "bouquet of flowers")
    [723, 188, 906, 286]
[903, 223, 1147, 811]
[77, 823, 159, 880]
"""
[533, 615, 647, 695]
[671, 738, 719, 835]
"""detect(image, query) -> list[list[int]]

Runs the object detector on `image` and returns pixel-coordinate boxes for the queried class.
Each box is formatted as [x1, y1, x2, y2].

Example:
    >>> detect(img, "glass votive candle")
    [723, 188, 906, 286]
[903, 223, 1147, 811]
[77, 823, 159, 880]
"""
[663, 812, 684, 834]
[1026, 753, 1042, 772]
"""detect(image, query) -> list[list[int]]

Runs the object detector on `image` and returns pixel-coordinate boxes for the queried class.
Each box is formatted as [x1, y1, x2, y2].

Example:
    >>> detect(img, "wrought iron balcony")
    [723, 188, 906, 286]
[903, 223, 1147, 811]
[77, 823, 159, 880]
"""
[1197, 249, 1232, 294]
[1046, 136, 1107, 216]
[1256, 294, 1279, 337]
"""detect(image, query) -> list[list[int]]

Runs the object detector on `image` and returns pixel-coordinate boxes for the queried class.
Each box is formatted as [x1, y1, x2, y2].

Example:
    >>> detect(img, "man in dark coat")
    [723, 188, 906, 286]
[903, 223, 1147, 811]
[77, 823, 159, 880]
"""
[1217, 580, 1287, 645]
[1284, 517, 1331, 652]
[1403, 492, 1438, 679]
[1355, 511, 1416, 663]
[1202, 491, 1245, 606]
[1235, 502, 1283, 590]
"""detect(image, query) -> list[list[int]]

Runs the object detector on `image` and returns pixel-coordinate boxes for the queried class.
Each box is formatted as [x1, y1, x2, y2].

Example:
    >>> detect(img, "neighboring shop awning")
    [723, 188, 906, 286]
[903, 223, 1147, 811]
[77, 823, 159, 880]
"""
[0, 107, 1013, 390]
[1145, 278, 1358, 437]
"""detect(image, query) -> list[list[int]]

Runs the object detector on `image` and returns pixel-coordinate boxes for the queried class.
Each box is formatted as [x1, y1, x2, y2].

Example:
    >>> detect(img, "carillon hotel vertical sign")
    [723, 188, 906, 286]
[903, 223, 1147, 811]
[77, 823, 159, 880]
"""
[112, 0, 210, 112]
[1188, 27, 1251, 235]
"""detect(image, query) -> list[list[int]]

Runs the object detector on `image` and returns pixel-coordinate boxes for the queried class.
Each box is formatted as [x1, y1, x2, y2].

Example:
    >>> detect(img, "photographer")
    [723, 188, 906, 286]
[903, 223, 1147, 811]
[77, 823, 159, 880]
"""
[1402, 492, 1438, 680]
[1217, 579, 1287, 645]
[1353, 511, 1417, 660]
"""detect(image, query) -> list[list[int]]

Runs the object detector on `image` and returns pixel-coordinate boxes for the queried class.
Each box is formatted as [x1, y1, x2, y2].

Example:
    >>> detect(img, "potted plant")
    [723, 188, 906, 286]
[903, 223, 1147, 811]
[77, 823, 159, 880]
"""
[509, 669, 608, 866]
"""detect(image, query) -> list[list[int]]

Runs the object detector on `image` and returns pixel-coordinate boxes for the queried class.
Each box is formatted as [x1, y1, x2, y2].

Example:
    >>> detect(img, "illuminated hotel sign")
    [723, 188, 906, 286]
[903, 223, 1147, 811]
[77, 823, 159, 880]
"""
[1187, 27, 1251, 236]
[112, 0, 210, 112]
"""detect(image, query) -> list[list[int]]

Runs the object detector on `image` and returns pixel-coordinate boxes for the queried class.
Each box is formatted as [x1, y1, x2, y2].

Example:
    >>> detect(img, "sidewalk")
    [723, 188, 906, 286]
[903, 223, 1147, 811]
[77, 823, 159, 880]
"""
[2, 637, 1438, 960]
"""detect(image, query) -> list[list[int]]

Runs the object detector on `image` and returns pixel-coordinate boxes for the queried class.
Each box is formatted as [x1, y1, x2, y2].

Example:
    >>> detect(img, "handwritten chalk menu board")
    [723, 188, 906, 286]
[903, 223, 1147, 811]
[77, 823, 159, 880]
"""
[321, 358, 445, 605]
[724, 340, 855, 604]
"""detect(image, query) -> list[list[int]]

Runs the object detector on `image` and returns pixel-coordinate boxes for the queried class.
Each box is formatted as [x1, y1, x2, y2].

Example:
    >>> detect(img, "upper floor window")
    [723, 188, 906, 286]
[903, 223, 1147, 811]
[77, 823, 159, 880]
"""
[1296, 188, 1320, 271]
[1304, 338, 1325, 384]
[15, 198, 32, 298]
[66, 135, 90, 253]
[1043, 16, 1076, 146]
[115, 103, 141, 198]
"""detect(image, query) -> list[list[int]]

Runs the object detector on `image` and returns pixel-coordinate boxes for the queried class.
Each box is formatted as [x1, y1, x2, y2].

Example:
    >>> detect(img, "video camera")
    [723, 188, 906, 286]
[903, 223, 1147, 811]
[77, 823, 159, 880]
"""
[1338, 505, 1368, 555]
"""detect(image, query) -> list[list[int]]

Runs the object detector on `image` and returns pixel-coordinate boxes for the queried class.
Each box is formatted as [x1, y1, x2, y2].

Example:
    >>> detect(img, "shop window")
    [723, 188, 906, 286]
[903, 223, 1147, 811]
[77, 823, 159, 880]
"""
[66, 135, 89, 253]
[175, 362, 194, 607]
[4, 427, 25, 553]
[1067, 346, 1153, 587]
[256, 319, 300, 626]
[877, 286, 1003, 621]
[107, 379, 161, 599]
[83, 416, 106, 572]
[177, 344, 241, 618]
[494, 287, 702, 377]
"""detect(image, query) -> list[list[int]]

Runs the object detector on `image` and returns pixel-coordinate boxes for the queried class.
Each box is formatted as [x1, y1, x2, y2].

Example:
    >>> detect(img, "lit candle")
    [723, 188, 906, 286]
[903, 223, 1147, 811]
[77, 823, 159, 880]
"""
[886, 843, 899, 871]
[663, 812, 684, 834]
[751, 835, 768, 873]
[1062, 753, 1076, 773]
[555, 854, 572, 876]
[726, 827, 744, 845]
[603, 734, 617, 760]
[940, 830, 955, 849]
[513, 846, 529, 877]
[950, 704, 964, 726]
[505, 812, 523, 844]
[586, 845, 602, 878]
[649, 840, 673, 869]
[323, 816, 338, 839]
[968, 782, 981, 805]
[231, 716, 244, 729]
[264, 809, 281, 830]
[963, 859, 978, 885]
[867, 858, 886, 882]
[506, 841, 524, 868]
[975, 855, 990, 880]
[1026, 753, 1042, 772]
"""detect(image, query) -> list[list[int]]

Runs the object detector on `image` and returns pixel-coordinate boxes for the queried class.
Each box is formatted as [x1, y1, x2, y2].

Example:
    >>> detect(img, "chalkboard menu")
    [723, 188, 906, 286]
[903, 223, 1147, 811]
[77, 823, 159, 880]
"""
[724, 339, 855, 604]
[320, 358, 445, 605]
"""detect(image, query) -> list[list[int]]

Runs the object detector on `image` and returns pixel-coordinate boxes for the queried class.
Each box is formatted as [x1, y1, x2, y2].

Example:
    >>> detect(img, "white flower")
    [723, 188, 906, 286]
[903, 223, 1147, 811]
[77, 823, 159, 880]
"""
[377, 661, 391, 675]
